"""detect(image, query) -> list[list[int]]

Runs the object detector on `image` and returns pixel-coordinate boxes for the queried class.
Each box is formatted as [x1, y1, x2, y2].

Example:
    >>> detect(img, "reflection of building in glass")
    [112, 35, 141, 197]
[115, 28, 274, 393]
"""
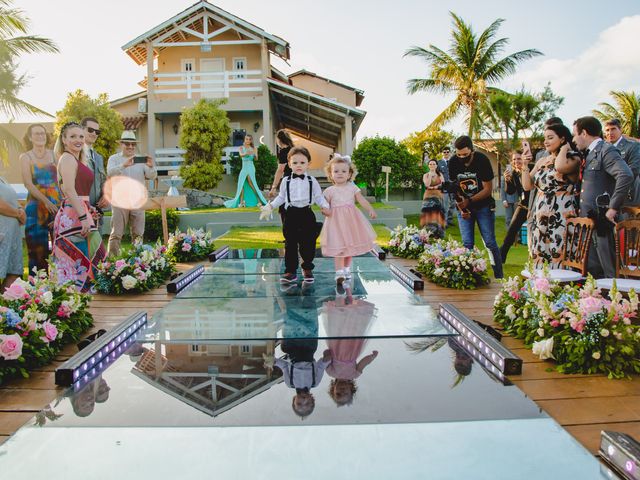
[132, 340, 281, 417]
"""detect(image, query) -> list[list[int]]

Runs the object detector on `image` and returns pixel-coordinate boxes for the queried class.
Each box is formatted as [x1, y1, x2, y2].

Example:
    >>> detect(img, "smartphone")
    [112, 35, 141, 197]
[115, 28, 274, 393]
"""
[521, 140, 530, 151]
[133, 155, 147, 164]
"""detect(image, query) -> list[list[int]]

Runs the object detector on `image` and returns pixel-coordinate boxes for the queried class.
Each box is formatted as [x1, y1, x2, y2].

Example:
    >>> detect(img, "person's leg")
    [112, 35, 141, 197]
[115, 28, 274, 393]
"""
[299, 209, 317, 272]
[457, 211, 475, 250]
[282, 209, 299, 275]
[596, 231, 616, 278]
[334, 257, 345, 271]
[130, 209, 145, 244]
[107, 207, 128, 257]
[475, 206, 503, 279]
[500, 205, 527, 263]
[587, 237, 604, 278]
[505, 203, 514, 229]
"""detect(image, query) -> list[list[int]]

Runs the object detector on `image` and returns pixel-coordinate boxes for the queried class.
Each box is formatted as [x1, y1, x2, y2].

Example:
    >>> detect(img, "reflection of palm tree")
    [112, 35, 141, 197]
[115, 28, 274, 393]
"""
[404, 12, 542, 137]
[404, 337, 447, 354]
[0, 0, 59, 162]
[593, 90, 640, 138]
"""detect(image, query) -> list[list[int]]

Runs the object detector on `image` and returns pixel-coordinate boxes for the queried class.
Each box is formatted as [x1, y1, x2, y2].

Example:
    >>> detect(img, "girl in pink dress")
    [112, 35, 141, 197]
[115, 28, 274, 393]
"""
[322, 291, 378, 406]
[320, 154, 377, 290]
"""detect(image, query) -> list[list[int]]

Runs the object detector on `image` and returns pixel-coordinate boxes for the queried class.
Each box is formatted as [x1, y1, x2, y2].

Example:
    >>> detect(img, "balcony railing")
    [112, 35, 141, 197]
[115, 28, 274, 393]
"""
[153, 70, 262, 99]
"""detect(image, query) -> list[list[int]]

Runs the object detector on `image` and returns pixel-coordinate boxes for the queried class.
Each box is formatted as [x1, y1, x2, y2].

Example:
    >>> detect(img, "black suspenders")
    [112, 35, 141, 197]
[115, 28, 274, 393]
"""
[289, 361, 316, 388]
[285, 176, 313, 207]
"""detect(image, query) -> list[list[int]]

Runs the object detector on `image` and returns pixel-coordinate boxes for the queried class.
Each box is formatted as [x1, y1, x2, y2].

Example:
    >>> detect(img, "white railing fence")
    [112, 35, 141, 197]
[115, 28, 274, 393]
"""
[154, 70, 262, 99]
[155, 146, 241, 177]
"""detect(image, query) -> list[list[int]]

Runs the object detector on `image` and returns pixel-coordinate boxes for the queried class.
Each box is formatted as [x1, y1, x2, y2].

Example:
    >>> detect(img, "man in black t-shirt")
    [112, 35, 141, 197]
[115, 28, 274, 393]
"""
[448, 136, 503, 279]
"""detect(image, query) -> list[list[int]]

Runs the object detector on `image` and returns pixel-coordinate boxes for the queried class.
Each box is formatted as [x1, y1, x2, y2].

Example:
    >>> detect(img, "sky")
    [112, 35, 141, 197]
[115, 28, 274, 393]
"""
[7, 0, 640, 141]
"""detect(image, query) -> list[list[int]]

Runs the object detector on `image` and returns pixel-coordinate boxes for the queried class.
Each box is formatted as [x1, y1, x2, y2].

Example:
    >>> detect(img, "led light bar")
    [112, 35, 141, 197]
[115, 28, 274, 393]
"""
[447, 334, 510, 385]
[370, 245, 386, 260]
[438, 303, 522, 375]
[600, 431, 640, 480]
[55, 311, 147, 387]
[208, 245, 230, 262]
[389, 263, 424, 290]
[167, 265, 204, 293]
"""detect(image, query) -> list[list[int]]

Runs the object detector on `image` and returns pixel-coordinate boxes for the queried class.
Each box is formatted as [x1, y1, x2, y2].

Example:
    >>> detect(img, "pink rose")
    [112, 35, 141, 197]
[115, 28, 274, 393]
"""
[510, 291, 520, 300]
[0, 334, 23, 360]
[550, 320, 560, 328]
[115, 259, 127, 270]
[182, 243, 192, 252]
[533, 277, 551, 295]
[42, 321, 58, 343]
[3, 281, 29, 301]
[579, 296, 604, 317]
[57, 305, 71, 319]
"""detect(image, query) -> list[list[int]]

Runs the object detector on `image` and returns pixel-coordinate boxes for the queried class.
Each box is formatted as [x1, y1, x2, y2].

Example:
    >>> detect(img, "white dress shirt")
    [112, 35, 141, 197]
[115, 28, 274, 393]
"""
[275, 357, 330, 389]
[269, 174, 329, 210]
[587, 138, 603, 153]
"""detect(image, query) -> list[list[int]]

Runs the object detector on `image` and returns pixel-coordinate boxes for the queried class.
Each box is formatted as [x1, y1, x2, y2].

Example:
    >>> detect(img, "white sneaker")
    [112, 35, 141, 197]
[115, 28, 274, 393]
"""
[335, 269, 346, 282]
[344, 266, 352, 279]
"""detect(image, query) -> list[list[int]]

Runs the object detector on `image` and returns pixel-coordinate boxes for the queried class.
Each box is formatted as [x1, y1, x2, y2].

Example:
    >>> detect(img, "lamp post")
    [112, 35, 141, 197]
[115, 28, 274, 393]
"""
[381, 165, 391, 203]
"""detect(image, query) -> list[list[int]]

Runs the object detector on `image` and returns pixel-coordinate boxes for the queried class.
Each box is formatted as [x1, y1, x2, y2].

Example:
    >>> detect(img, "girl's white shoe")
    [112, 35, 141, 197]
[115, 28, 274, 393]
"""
[335, 269, 346, 282]
[344, 266, 352, 279]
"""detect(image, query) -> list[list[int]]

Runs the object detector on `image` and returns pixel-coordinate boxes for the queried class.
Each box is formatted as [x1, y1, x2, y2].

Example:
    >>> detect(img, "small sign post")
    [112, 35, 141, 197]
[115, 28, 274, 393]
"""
[381, 165, 391, 202]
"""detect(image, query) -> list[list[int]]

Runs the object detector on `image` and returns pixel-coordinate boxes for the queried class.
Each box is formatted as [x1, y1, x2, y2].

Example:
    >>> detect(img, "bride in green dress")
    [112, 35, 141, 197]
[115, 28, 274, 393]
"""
[224, 135, 268, 208]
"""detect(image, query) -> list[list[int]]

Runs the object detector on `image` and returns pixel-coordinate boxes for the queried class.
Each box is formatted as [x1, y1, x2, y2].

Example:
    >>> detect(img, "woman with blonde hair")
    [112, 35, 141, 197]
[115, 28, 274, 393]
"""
[20, 123, 61, 272]
[51, 122, 106, 292]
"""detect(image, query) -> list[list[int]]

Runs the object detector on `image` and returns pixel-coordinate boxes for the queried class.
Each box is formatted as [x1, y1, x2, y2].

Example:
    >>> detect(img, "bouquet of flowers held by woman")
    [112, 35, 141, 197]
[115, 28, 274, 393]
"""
[387, 225, 434, 259]
[416, 239, 490, 290]
[167, 228, 216, 262]
[95, 240, 175, 294]
[494, 271, 640, 378]
[0, 269, 93, 384]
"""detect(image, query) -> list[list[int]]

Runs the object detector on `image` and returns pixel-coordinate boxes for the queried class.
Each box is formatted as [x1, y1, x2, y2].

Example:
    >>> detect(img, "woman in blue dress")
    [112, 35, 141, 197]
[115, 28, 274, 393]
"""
[224, 135, 268, 208]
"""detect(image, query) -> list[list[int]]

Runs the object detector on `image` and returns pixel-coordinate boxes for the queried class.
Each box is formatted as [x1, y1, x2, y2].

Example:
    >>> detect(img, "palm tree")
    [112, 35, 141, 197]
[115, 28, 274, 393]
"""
[593, 90, 640, 138]
[404, 12, 542, 137]
[0, 0, 58, 162]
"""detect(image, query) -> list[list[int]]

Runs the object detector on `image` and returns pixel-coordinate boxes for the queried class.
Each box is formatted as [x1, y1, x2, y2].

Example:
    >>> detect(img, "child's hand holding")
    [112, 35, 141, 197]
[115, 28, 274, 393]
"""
[368, 209, 377, 219]
[321, 207, 331, 217]
[259, 204, 273, 221]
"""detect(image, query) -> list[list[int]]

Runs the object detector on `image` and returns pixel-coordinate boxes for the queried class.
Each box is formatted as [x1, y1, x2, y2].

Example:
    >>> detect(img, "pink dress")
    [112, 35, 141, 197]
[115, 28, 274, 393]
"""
[322, 299, 377, 380]
[320, 183, 377, 257]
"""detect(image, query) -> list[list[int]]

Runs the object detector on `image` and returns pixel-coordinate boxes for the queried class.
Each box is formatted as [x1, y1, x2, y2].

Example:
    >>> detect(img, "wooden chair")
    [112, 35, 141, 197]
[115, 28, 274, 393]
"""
[522, 217, 595, 282]
[596, 219, 640, 292]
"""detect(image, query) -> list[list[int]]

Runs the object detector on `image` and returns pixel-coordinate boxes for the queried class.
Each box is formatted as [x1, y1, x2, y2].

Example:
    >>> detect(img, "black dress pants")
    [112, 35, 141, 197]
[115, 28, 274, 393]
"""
[282, 206, 317, 274]
[500, 205, 528, 263]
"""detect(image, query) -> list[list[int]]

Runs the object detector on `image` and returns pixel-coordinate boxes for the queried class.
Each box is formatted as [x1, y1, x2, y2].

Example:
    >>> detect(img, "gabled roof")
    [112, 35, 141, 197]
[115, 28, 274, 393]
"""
[289, 69, 365, 106]
[122, 0, 290, 65]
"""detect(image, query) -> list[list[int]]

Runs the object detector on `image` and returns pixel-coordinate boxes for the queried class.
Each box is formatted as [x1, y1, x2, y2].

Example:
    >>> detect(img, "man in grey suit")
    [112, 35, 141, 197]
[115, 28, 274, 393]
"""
[82, 117, 108, 215]
[573, 116, 634, 278]
[604, 118, 640, 208]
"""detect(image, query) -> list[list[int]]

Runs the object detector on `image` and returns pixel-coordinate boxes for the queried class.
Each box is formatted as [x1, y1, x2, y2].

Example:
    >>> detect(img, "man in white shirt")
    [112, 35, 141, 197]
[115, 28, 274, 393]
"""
[261, 146, 330, 284]
[106, 130, 157, 257]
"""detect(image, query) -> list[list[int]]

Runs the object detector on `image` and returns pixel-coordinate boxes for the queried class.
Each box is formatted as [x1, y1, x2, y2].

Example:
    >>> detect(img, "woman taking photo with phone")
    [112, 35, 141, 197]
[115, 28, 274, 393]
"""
[521, 124, 581, 267]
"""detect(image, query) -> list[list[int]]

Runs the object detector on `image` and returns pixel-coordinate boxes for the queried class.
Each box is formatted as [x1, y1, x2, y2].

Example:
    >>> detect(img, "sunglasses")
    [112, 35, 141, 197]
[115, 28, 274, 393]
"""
[86, 127, 101, 135]
[121, 142, 136, 147]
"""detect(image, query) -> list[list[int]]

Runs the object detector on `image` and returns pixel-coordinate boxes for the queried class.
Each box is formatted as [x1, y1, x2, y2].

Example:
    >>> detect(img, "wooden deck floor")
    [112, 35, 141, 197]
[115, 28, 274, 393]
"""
[1, 257, 639, 455]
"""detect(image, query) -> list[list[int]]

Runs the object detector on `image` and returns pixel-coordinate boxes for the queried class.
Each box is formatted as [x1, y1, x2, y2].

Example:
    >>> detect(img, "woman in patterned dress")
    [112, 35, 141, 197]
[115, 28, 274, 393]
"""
[20, 124, 61, 273]
[521, 124, 580, 267]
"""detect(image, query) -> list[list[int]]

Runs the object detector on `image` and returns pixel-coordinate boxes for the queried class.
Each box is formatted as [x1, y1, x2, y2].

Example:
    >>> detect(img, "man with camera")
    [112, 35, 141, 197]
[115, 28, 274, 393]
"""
[448, 135, 503, 279]
[573, 116, 633, 278]
[106, 130, 157, 257]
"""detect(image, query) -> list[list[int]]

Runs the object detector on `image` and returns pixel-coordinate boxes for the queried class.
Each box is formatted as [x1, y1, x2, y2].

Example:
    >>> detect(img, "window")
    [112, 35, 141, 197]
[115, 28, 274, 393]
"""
[189, 344, 204, 356]
[181, 59, 195, 73]
[232, 57, 246, 79]
[240, 345, 251, 355]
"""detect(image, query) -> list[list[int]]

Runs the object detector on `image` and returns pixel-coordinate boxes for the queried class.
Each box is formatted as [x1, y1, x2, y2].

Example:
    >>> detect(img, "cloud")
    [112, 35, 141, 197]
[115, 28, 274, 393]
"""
[506, 15, 640, 119]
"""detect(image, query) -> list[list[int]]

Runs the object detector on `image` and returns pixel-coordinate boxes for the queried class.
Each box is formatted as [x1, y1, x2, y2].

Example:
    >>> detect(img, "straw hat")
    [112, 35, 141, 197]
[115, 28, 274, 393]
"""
[120, 130, 139, 142]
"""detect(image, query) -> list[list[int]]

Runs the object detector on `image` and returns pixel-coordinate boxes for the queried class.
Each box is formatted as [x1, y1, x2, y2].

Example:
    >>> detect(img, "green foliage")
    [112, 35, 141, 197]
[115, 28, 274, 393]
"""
[352, 136, 422, 197]
[180, 160, 224, 191]
[179, 99, 231, 165]
[404, 12, 542, 136]
[255, 145, 278, 189]
[144, 208, 179, 242]
[593, 90, 640, 138]
[402, 129, 454, 159]
[55, 89, 124, 160]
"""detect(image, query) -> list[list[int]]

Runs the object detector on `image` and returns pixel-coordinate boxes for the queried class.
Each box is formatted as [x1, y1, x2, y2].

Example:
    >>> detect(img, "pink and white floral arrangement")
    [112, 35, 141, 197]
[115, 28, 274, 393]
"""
[387, 225, 435, 259]
[494, 271, 640, 378]
[166, 228, 216, 262]
[417, 239, 490, 290]
[0, 270, 93, 384]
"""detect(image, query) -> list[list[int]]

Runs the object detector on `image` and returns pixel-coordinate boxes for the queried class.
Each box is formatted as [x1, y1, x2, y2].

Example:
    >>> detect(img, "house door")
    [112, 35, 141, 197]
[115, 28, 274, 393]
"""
[200, 58, 225, 98]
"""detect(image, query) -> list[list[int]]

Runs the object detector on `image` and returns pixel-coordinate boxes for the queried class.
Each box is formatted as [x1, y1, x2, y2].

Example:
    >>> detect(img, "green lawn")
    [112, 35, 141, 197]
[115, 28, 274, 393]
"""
[404, 214, 527, 278]
[183, 202, 397, 214]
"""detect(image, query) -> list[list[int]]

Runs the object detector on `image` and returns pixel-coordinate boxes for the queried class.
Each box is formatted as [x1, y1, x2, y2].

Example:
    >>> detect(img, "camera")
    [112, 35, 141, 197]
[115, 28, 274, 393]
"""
[437, 180, 462, 195]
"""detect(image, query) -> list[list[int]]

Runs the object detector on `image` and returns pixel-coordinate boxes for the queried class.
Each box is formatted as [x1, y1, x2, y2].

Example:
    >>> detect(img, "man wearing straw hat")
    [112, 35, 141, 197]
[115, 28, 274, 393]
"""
[106, 131, 157, 257]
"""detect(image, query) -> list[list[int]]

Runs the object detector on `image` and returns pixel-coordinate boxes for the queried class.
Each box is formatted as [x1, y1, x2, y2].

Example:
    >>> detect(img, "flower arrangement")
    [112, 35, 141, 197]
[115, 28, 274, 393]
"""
[387, 225, 435, 259]
[167, 228, 216, 262]
[416, 239, 490, 289]
[95, 240, 175, 294]
[494, 273, 640, 378]
[0, 270, 93, 384]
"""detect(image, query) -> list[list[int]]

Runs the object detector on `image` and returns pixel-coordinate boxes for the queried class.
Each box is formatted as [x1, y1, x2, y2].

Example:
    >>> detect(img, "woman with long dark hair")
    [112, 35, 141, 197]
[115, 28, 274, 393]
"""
[420, 159, 446, 237]
[269, 129, 294, 199]
[521, 124, 581, 267]
[224, 134, 268, 208]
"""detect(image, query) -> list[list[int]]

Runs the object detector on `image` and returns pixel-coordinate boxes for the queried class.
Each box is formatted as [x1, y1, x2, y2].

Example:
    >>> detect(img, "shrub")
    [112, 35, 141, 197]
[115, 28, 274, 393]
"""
[144, 209, 179, 242]
[179, 160, 224, 191]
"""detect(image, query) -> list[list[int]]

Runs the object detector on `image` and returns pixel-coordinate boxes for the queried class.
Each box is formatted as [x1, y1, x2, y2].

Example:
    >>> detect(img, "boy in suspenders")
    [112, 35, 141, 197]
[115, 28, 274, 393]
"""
[261, 146, 331, 283]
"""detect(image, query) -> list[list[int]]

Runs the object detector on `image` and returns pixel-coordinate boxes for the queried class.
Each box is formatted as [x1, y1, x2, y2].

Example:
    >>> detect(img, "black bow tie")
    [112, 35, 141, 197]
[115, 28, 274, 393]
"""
[291, 173, 305, 180]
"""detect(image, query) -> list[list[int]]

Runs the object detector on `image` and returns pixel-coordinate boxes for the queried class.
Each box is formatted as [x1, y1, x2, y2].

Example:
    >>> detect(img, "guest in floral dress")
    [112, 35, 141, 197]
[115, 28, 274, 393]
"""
[20, 124, 61, 273]
[52, 122, 106, 292]
[521, 124, 580, 267]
